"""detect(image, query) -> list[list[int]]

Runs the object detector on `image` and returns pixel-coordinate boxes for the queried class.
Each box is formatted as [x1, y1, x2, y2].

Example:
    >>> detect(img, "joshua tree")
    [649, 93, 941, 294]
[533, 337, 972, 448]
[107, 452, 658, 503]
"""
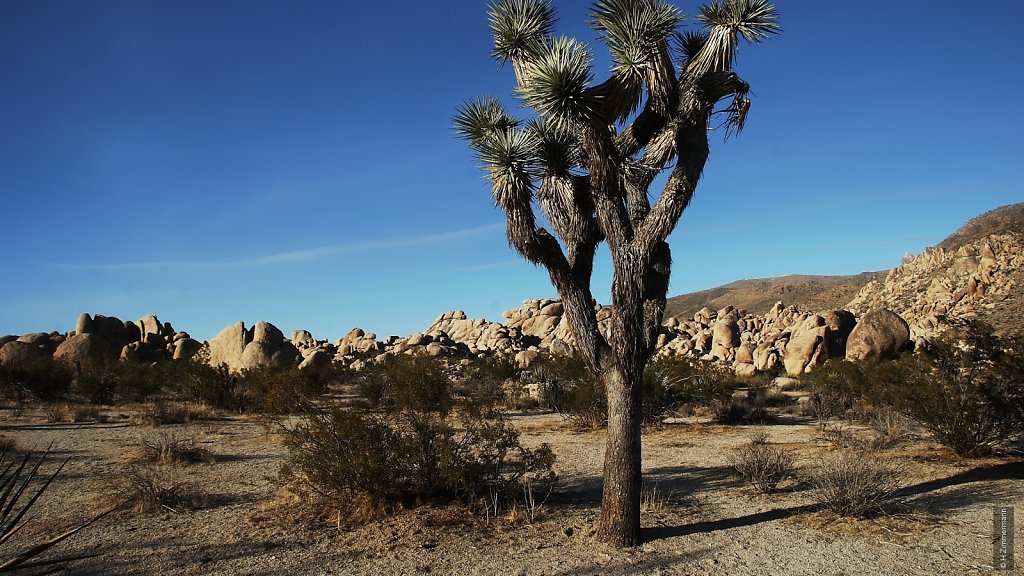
[455, 0, 778, 546]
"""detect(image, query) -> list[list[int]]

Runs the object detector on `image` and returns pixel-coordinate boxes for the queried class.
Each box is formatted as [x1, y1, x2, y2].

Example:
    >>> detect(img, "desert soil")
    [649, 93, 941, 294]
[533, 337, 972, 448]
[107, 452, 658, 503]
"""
[3, 407, 1021, 576]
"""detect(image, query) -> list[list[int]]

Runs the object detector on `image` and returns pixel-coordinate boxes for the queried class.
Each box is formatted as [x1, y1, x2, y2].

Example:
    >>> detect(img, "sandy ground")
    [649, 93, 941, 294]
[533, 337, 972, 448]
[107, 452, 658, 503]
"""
[2, 406, 1021, 576]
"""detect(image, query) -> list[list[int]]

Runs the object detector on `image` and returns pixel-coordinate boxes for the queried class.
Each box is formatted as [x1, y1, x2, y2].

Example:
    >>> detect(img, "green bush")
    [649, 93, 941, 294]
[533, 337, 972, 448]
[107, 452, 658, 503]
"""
[542, 356, 606, 428]
[282, 407, 555, 513]
[872, 326, 1024, 456]
[358, 355, 453, 414]
[0, 356, 73, 403]
[176, 363, 240, 410]
[236, 365, 327, 414]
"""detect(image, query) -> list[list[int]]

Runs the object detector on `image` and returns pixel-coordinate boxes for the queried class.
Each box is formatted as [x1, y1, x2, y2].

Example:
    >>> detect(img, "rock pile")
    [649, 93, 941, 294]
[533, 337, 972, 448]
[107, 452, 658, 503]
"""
[0, 313, 204, 371]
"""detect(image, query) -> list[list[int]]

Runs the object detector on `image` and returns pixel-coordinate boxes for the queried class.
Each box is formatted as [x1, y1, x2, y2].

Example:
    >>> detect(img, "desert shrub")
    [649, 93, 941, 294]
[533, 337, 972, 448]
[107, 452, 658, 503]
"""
[542, 356, 605, 428]
[805, 360, 870, 429]
[358, 355, 453, 414]
[463, 353, 521, 383]
[117, 463, 209, 514]
[871, 326, 1024, 456]
[43, 403, 68, 423]
[235, 365, 327, 414]
[543, 355, 732, 428]
[70, 403, 104, 423]
[171, 362, 240, 409]
[811, 449, 903, 517]
[729, 430, 797, 493]
[137, 399, 193, 426]
[137, 431, 214, 465]
[74, 368, 120, 404]
[282, 406, 555, 514]
[713, 387, 773, 424]
[865, 406, 914, 449]
[0, 356, 73, 403]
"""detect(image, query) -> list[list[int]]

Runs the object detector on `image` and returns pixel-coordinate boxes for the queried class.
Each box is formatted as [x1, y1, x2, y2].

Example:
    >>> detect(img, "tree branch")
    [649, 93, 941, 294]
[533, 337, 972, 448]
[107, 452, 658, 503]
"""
[631, 71, 749, 259]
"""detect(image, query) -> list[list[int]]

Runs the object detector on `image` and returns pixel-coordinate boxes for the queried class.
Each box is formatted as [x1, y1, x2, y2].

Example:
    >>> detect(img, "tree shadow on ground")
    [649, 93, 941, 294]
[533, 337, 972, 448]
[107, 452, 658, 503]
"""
[552, 547, 716, 576]
[643, 459, 1024, 543]
[551, 464, 740, 507]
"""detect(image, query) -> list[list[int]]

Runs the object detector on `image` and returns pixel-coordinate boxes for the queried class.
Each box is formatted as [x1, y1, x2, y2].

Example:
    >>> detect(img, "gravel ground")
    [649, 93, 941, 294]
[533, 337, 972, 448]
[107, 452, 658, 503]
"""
[2, 407, 1021, 575]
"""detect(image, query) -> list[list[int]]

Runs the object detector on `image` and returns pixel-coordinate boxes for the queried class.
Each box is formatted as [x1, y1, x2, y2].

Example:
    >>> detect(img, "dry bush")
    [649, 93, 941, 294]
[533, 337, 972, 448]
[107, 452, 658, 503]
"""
[820, 423, 870, 450]
[136, 432, 214, 465]
[117, 463, 209, 514]
[866, 406, 914, 449]
[70, 404, 104, 423]
[811, 449, 904, 517]
[729, 429, 797, 493]
[282, 406, 556, 518]
[714, 390, 771, 424]
[43, 403, 68, 423]
[135, 400, 214, 426]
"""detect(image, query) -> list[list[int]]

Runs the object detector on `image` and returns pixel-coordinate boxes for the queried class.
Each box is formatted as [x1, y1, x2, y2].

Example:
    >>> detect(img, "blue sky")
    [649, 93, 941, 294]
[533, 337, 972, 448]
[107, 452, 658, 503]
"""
[2, 1, 1022, 341]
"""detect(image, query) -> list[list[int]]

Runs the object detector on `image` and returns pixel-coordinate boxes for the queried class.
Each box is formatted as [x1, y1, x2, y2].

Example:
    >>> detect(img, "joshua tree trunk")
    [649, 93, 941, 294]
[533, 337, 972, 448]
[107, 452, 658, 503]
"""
[457, 0, 779, 547]
[598, 366, 643, 546]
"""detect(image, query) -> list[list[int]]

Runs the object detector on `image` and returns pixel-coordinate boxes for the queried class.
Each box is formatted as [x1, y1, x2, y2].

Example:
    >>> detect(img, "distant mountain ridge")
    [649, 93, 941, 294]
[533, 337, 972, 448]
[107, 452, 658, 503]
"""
[665, 272, 884, 321]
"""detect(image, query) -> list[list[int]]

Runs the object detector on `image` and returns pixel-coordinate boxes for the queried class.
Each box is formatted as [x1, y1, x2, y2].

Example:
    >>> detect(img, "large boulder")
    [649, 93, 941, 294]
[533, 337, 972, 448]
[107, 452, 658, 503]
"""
[710, 318, 740, 360]
[846, 309, 911, 362]
[784, 316, 829, 376]
[75, 313, 94, 335]
[92, 315, 130, 350]
[173, 338, 203, 361]
[251, 321, 284, 346]
[0, 341, 50, 367]
[208, 321, 251, 372]
[292, 330, 316, 348]
[16, 333, 52, 347]
[240, 341, 276, 369]
[53, 333, 118, 369]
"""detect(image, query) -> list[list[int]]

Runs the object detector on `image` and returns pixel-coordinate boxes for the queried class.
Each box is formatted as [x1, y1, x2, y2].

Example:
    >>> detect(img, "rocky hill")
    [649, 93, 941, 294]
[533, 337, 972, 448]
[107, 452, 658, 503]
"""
[847, 203, 1024, 338]
[937, 202, 1024, 251]
[665, 273, 883, 320]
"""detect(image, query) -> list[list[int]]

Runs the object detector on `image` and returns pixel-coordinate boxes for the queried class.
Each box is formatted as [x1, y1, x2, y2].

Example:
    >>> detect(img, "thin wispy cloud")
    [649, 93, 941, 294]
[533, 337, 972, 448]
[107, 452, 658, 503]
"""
[46, 222, 505, 272]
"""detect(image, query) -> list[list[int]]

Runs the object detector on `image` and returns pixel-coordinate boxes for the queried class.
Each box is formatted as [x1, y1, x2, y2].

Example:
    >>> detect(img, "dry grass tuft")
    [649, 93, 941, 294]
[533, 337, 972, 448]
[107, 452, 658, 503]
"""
[640, 482, 671, 514]
[135, 431, 214, 465]
[135, 400, 220, 427]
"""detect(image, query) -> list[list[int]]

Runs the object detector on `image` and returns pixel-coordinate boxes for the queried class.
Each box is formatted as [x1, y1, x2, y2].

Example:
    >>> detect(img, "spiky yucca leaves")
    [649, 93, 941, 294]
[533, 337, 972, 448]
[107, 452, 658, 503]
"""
[691, 0, 780, 75]
[490, 0, 558, 70]
[590, 0, 683, 78]
[0, 447, 114, 573]
[516, 36, 597, 126]
[453, 97, 519, 151]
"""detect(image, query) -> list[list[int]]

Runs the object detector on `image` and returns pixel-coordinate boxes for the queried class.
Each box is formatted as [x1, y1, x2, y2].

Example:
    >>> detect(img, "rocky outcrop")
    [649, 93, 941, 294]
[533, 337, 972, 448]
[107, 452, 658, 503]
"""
[206, 320, 299, 372]
[0, 340, 51, 367]
[847, 233, 1023, 338]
